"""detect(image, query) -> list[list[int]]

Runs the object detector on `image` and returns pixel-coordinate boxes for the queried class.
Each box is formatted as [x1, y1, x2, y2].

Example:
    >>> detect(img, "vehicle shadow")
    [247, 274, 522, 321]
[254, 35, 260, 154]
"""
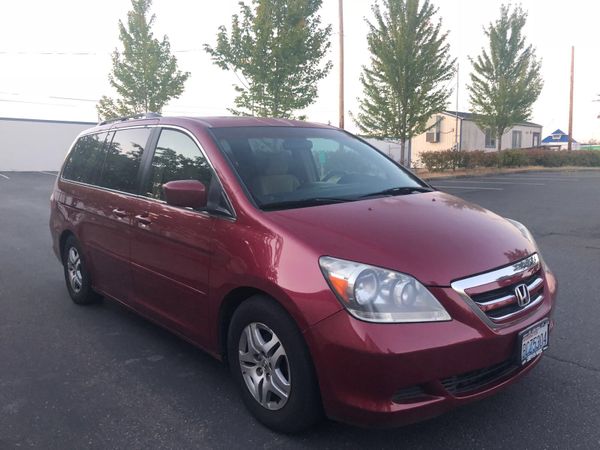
[86, 296, 554, 449]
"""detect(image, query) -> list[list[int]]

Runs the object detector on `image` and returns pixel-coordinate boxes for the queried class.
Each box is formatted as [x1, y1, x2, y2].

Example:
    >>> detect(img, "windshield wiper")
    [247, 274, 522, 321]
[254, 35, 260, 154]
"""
[359, 186, 433, 199]
[261, 197, 353, 211]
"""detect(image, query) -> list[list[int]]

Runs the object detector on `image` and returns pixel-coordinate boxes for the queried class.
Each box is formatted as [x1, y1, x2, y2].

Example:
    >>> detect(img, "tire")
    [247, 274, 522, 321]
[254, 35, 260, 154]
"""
[62, 236, 101, 305]
[228, 295, 322, 433]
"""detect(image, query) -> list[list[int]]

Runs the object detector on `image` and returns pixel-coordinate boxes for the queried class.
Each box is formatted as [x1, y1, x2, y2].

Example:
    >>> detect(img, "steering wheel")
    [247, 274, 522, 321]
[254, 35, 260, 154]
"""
[322, 170, 348, 182]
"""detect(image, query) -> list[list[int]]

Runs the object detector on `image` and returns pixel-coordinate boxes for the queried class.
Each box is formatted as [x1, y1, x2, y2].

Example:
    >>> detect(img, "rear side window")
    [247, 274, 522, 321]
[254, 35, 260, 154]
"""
[97, 128, 151, 193]
[62, 132, 108, 184]
[144, 129, 213, 200]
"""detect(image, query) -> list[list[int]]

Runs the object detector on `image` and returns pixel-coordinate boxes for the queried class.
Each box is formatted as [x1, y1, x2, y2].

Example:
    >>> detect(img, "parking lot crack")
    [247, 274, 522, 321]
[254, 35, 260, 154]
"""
[545, 354, 600, 374]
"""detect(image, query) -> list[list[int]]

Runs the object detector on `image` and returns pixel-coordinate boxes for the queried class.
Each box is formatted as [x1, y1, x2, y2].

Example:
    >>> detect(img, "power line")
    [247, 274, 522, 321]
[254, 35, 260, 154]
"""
[50, 96, 97, 102]
[0, 90, 234, 110]
[0, 48, 204, 56]
[0, 92, 229, 113]
[0, 98, 76, 107]
[0, 92, 99, 103]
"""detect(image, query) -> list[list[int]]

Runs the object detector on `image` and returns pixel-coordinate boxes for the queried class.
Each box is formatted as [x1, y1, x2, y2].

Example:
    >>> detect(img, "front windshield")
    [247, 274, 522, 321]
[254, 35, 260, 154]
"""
[211, 126, 427, 210]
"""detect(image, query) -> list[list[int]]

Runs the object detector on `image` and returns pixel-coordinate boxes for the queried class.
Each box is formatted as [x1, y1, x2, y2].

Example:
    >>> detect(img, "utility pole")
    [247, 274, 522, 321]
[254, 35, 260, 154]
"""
[568, 46, 574, 151]
[454, 62, 459, 151]
[338, 0, 345, 129]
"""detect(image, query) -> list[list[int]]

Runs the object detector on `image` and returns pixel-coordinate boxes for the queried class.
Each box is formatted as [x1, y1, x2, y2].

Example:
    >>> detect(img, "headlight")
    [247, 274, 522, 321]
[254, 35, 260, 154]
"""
[319, 256, 451, 323]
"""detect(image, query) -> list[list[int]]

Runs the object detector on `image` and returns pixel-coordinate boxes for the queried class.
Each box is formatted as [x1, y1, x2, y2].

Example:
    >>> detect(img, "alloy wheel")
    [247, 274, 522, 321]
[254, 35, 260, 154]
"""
[238, 322, 291, 410]
[66, 247, 83, 294]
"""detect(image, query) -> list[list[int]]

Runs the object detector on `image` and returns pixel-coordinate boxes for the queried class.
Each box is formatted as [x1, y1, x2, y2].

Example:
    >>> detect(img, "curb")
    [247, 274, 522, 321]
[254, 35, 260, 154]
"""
[418, 166, 600, 181]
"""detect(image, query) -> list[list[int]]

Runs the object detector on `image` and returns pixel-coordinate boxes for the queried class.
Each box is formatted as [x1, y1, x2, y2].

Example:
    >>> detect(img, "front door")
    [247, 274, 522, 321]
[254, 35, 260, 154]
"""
[130, 128, 216, 344]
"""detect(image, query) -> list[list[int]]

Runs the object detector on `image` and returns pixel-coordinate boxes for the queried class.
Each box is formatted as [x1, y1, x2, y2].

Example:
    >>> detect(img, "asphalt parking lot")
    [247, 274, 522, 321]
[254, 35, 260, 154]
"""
[1, 170, 599, 449]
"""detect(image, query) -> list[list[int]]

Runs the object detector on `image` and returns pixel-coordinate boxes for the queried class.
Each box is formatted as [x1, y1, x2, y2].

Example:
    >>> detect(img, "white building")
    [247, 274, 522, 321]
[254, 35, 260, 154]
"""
[0, 117, 95, 171]
[411, 111, 543, 166]
[363, 138, 404, 162]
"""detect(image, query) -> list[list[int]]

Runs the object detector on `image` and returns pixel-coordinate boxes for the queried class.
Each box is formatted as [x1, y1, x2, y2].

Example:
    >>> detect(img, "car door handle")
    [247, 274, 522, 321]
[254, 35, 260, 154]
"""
[112, 208, 128, 218]
[135, 214, 152, 226]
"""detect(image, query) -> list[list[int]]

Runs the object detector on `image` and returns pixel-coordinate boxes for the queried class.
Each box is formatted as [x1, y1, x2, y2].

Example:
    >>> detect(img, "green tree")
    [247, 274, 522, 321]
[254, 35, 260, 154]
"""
[97, 0, 190, 120]
[204, 0, 332, 119]
[468, 4, 543, 151]
[354, 0, 455, 164]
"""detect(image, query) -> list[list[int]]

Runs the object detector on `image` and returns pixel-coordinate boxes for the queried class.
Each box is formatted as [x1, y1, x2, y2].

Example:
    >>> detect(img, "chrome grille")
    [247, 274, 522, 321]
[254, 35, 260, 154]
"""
[451, 254, 545, 327]
[471, 271, 544, 322]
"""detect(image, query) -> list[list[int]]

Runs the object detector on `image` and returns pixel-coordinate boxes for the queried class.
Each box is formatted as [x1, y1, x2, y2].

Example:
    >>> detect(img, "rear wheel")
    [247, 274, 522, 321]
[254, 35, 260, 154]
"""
[228, 296, 322, 433]
[62, 236, 101, 305]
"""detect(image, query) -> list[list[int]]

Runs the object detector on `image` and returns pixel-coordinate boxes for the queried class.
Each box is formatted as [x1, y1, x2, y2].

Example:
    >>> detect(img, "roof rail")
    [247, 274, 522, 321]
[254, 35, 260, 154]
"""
[98, 112, 161, 126]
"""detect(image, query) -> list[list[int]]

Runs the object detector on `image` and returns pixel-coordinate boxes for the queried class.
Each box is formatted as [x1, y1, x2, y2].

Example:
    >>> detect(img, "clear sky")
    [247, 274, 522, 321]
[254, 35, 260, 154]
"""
[1, 0, 598, 141]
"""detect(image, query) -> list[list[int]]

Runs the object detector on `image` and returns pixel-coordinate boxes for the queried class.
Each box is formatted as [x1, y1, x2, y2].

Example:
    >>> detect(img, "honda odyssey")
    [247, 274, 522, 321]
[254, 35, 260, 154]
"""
[49, 113, 556, 432]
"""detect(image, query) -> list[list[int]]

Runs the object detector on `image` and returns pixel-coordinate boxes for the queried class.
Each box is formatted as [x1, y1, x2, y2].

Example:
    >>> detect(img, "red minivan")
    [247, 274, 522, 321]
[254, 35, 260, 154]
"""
[50, 114, 556, 432]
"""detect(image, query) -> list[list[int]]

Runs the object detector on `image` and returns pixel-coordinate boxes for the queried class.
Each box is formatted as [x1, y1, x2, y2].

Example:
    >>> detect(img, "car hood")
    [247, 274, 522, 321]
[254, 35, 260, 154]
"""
[266, 192, 536, 286]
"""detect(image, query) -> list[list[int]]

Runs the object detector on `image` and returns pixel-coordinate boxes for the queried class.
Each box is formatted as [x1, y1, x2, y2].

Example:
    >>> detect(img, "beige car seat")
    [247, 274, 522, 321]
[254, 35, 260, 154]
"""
[252, 152, 300, 197]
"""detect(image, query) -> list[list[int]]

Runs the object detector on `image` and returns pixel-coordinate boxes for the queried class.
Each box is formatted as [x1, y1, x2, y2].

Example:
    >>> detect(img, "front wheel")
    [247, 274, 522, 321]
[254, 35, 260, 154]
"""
[228, 296, 322, 433]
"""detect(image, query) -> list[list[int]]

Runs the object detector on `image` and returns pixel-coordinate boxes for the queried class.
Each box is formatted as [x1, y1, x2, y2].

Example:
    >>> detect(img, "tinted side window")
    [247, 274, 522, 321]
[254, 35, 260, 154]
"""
[62, 132, 108, 184]
[98, 128, 151, 193]
[144, 129, 213, 200]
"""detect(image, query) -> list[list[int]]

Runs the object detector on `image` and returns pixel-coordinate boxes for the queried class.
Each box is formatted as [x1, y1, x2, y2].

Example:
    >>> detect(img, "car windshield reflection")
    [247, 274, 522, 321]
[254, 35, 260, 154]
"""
[211, 127, 427, 210]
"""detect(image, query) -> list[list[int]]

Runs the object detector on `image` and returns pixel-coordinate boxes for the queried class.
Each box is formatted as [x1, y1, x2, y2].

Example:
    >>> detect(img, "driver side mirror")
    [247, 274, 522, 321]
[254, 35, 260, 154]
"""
[163, 180, 207, 209]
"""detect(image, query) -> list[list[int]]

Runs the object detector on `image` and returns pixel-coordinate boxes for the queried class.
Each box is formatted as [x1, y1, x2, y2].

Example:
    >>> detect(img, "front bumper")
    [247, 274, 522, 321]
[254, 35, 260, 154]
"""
[304, 269, 557, 428]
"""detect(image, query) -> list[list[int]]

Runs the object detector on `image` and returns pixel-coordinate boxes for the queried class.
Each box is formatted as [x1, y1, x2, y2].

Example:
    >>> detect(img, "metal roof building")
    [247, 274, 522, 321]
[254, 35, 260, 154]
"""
[0, 117, 95, 171]
[541, 129, 580, 150]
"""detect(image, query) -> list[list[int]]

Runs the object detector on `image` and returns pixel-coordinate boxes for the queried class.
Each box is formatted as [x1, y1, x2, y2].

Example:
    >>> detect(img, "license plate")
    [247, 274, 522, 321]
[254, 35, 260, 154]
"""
[519, 318, 549, 365]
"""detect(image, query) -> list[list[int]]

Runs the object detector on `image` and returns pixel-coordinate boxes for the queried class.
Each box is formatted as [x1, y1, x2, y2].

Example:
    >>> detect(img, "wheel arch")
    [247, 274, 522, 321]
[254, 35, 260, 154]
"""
[217, 287, 270, 362]
[216, 284, 311, 363]
[59, 229, 76, 262]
